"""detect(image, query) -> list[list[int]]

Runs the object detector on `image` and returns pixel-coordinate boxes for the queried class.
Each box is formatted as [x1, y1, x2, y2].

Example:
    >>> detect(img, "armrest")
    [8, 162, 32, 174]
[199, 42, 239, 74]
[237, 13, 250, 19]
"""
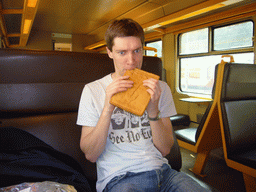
[170, 114, 190, 126]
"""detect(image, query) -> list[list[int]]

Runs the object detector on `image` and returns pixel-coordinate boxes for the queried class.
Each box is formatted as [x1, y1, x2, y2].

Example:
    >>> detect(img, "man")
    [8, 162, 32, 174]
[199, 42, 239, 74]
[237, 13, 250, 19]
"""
[77, 18, 209, 192]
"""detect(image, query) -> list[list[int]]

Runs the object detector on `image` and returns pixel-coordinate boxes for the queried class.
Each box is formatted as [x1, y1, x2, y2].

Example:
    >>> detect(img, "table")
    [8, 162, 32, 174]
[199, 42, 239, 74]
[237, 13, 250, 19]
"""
[179, 98, 212, 105]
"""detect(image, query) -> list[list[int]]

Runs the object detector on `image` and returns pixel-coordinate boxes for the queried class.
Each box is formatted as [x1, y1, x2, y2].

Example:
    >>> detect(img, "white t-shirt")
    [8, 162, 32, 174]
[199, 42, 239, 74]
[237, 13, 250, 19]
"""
[77, 74, 177, 192]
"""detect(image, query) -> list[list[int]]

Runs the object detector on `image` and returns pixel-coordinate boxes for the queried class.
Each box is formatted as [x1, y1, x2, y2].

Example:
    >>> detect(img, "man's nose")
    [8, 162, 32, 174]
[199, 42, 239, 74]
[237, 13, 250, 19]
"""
[127, 52, 135, 64]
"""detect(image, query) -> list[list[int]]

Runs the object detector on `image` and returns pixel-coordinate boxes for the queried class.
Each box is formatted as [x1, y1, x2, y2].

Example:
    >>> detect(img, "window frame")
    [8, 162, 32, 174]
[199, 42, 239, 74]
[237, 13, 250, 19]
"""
[177, 19, 254, 95]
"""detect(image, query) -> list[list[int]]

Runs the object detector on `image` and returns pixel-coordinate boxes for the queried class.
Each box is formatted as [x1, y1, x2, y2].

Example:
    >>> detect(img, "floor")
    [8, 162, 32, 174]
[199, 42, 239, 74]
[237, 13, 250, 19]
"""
[180, 147, 246, 192]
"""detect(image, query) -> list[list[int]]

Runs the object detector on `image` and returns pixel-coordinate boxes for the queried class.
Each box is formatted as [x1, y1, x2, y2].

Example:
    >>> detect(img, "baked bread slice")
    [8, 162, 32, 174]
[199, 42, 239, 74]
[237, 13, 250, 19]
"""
[110, 68, 160, 116]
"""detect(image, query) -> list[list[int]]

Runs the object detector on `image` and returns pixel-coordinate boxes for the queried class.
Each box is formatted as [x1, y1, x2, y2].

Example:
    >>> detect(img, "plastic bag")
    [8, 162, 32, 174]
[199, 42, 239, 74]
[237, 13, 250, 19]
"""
[30, 181, 77, 192]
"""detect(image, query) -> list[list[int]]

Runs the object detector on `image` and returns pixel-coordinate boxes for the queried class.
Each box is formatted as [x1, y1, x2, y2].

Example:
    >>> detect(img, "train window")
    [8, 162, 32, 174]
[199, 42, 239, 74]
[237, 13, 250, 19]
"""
[180, 53, 254, 94]
[145, 40, 162, 57]
[213, 21, 253, 51]
[179, 28, 208, 55]
[178, 21, 254, 95]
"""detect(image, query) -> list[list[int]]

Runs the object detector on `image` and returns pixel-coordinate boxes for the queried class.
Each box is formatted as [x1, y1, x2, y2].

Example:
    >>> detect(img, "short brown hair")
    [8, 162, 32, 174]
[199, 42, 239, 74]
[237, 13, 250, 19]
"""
[105, 18, 144, 51]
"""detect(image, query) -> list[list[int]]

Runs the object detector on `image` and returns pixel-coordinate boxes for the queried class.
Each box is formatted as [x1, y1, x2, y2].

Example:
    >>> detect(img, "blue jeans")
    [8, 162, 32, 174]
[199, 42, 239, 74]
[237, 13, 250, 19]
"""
[103, 164, 210, 192]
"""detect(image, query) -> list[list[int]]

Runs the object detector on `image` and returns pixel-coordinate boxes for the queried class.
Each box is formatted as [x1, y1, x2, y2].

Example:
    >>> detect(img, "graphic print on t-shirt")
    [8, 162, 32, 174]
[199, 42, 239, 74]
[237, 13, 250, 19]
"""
[111, 108, 126, 130]
[109, 107, 152, 144]
[111, 107, 150, 130]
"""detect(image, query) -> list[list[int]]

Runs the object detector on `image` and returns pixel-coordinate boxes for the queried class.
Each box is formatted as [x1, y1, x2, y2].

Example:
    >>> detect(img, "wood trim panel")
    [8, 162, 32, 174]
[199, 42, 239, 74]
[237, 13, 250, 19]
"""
[166, 2, 256, 34]
[142, 0, 226, 29]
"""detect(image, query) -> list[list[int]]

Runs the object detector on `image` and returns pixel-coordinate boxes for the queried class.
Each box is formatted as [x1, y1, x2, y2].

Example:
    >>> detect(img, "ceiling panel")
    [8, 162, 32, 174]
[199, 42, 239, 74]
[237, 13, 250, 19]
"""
[32, 12, 73, 34]
[74, 1, 164, 41]
[32, 0, 148, 34]
[149, 0, 178, 5]
[71, 0, 148, 34]
[117, 1, 164, 21]
[0, 0, 255, 49]
[4, 14, 22, 33]
[131, 4, 165, 24]
[1, 0, 24, 9]
[34, 0, 86, 18]
[9, 36, 20, 44]
[163, 0, 206, 15]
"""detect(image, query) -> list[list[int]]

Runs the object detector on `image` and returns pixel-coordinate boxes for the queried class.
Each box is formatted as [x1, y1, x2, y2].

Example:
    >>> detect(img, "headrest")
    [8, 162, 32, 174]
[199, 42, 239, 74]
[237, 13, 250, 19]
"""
[0, 49, 162, 84]
[0, 50, 115, 84]
[0, 83, 85, 118]
[0, 49, 163, 119]
[221, 63, 256, 101]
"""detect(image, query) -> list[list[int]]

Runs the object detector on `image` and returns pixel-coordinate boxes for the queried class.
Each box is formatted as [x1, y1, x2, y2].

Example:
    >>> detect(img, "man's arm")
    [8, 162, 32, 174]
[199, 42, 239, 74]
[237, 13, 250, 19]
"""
[80, 108, 113, 163]
[143, 78, 174, 156]
[80, 75, 133, 162]
[149, 117, 174, 156]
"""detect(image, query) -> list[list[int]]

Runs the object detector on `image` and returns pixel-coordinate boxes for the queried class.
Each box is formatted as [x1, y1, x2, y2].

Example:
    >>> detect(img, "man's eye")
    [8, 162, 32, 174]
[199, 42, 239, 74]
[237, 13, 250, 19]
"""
[119, 51, 125, 55]
[134, 49, 141, 53]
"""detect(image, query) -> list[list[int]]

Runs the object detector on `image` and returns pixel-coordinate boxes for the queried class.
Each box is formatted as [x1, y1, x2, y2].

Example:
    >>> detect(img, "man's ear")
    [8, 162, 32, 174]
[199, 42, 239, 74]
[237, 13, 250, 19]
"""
[106, 47, 113, 59]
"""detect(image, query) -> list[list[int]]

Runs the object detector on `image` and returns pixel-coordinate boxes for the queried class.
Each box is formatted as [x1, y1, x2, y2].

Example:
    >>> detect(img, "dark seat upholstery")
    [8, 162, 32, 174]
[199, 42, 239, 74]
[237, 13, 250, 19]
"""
[170, 114, 190, 127]
[222, 100, 256, 169]
[175, 102, 213, 145]
[0, 49, 182, 191]
[218, 63, 256, 190]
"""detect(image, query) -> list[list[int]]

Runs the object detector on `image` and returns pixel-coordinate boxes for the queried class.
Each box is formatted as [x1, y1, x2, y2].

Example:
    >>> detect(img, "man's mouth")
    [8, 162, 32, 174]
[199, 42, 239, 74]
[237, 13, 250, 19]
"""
[126, 67, 137, 71]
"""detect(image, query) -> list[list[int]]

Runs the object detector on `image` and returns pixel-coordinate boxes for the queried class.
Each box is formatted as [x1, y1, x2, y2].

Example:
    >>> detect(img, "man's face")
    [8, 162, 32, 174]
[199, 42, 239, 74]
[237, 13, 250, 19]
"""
[107, 36, 143, 78]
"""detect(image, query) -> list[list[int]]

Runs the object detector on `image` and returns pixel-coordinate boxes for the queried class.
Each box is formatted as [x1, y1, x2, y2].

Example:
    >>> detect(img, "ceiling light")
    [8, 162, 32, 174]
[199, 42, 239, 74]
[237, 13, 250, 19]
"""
[87, 43, 106, 50]
[23, 19, 32, 34]
[27, 0, 38, 8]
[160, 4, 225, 26]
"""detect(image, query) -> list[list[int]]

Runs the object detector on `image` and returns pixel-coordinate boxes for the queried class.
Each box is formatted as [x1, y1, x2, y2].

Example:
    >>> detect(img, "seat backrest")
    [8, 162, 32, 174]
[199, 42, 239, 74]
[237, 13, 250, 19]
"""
[220, 63, 256, 156]
[195, 64, 219, 142]
[0, 49, 162, 119]
[195, 102, 213, 141]
[0, 48, 181, 177]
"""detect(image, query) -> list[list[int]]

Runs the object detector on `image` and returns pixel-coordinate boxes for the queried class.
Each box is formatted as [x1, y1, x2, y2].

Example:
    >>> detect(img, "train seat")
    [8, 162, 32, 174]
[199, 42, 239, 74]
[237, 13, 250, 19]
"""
[174, 102, 212, 145]
[172, 63, 225, 177]
[218, 63, 256, 191]
[0, 49, 182, 191]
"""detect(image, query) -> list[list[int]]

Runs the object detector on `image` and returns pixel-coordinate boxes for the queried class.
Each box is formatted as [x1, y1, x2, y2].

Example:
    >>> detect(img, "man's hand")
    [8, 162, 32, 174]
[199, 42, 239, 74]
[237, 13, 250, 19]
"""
[143, 79, 174, 156]
[143, 78, 161, 117]
[104, 75, 133, 113]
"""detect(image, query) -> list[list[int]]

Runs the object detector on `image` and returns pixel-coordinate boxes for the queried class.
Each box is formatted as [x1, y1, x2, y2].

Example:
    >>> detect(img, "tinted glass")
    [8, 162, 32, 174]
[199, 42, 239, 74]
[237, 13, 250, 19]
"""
[180, 53, 254, 94]
[214, 21, 253, 50]
[179, 28, 208, 55]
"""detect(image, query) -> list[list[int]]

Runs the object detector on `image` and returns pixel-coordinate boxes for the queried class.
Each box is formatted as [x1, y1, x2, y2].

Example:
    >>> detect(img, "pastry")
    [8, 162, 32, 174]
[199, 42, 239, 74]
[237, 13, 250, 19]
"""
[110, 68, 160, 116]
